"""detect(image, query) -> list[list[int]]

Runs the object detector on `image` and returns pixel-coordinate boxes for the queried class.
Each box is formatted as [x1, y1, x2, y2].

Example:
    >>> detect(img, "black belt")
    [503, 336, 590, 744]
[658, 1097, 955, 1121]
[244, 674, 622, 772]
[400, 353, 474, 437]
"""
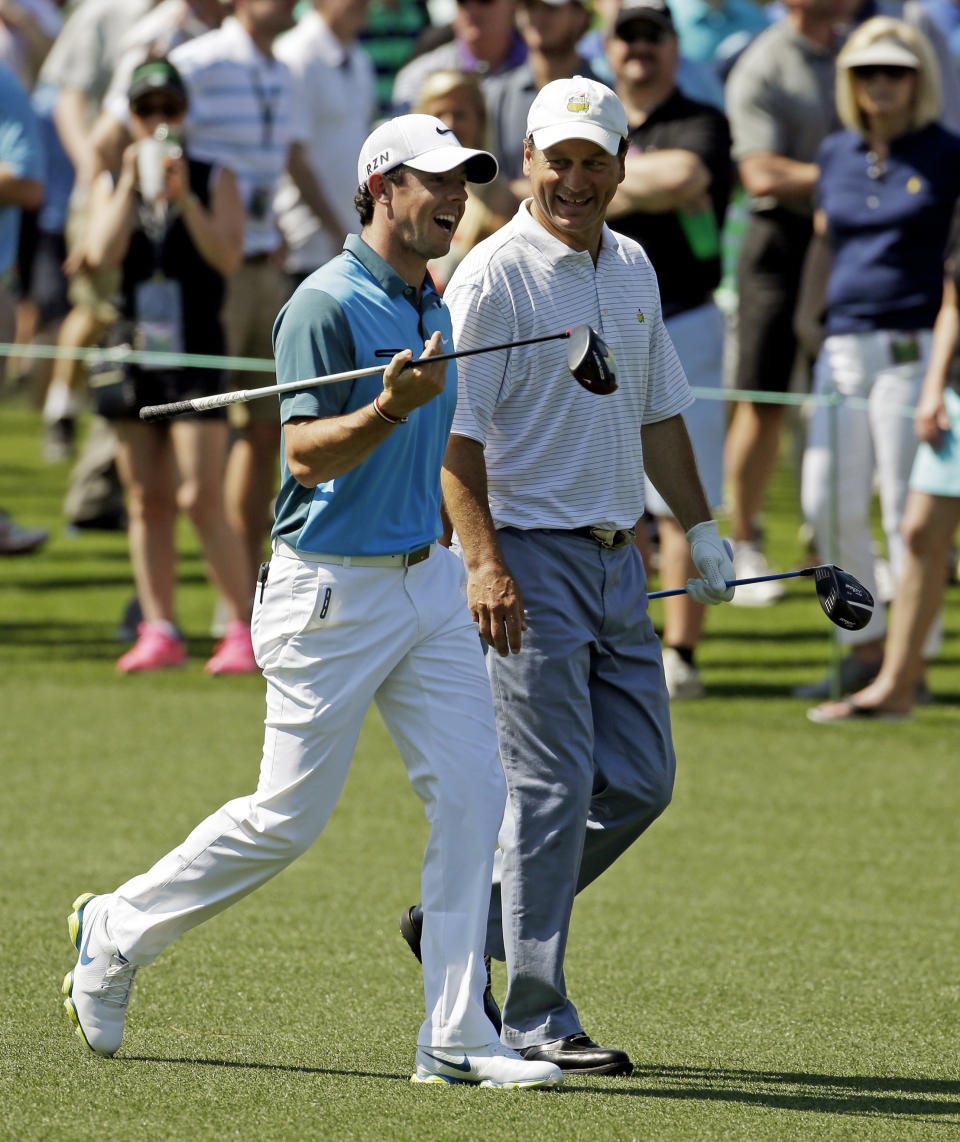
[571, 526, 636, 550]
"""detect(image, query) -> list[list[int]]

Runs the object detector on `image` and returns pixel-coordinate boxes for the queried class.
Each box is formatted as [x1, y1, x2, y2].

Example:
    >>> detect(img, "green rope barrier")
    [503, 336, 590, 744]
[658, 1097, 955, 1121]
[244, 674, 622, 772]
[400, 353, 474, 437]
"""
[0, 342, 277, 375]
[0, 342, 923, 419]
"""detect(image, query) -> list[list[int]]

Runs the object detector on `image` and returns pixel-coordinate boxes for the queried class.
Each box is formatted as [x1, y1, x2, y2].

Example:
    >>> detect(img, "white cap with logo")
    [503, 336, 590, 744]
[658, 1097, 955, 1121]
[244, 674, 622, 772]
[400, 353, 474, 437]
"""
[526, 76, 629, 156]
[357, 114, 499, 189]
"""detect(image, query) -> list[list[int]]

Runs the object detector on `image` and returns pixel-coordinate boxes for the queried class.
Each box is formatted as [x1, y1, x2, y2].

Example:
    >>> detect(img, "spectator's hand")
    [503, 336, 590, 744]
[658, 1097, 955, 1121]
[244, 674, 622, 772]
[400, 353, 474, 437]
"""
[685, 520, 735, 604]
[914, 390, 950, 447]
[378, 330, 448, 420]
[163, 149, 189, 206]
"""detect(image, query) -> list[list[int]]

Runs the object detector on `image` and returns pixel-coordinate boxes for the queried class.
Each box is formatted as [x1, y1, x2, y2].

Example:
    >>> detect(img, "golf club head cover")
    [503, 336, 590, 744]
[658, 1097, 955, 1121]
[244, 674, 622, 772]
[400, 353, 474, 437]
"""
[685, 521, 735, 604]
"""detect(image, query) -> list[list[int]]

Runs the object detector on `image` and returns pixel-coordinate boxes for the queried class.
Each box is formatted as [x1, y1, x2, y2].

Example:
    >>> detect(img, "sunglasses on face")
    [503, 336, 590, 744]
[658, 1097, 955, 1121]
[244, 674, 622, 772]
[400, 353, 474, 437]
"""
[132, 98, 186, 118]
[616, 21, 669, 44]
[851, 64, 914, 81]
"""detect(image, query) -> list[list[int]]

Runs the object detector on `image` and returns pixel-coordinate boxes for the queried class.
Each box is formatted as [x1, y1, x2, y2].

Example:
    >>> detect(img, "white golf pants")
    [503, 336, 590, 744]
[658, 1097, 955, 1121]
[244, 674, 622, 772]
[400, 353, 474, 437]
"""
[801, 329, 931, 646]
[106, 542, 506, 1049]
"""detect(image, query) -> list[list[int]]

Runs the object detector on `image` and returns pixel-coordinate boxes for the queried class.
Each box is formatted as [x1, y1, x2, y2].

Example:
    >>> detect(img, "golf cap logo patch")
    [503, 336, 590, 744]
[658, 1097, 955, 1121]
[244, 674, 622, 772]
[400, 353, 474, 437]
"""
[906, 176, 922, 194]
[365, 150, 391, 177]
[566, 93, 591, 114]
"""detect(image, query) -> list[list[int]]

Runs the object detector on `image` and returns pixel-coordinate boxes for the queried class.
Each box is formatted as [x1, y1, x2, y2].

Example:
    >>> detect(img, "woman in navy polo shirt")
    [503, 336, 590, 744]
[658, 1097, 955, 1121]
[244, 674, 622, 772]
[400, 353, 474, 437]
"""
[797, 16, 960, 698]
[809, 219, 960, 721]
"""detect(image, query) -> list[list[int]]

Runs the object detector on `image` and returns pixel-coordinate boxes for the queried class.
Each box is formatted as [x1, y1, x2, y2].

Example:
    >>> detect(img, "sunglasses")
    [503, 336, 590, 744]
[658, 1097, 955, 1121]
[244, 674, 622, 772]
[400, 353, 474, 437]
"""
[616, 21, 670, 44]
[132, 98, 186, 118]
[851, 64, 914, 81]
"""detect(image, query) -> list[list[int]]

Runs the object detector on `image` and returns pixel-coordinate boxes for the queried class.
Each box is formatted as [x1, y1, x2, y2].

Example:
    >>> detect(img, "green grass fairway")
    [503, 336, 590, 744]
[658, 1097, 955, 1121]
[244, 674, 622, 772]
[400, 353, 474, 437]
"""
[2, 400, 958, 1141]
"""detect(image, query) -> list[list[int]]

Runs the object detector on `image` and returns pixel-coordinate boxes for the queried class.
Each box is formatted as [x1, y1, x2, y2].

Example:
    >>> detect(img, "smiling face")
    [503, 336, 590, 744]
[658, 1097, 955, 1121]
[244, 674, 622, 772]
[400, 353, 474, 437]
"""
[377, 165, 470, 279]
[524, 136, 625, 256]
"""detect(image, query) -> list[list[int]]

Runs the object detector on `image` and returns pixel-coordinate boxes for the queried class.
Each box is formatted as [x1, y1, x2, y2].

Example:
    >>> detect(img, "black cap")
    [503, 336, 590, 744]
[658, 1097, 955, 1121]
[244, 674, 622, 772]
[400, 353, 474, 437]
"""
[128, 59, 188, 107]
[614, 0, 676, 33]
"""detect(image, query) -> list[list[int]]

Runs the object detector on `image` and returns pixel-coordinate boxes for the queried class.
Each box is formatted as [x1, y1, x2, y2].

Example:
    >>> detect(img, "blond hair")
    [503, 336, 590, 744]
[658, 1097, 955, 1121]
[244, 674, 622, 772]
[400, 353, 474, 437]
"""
[414, 69, 490, 139]
[836, 17, 942, 134]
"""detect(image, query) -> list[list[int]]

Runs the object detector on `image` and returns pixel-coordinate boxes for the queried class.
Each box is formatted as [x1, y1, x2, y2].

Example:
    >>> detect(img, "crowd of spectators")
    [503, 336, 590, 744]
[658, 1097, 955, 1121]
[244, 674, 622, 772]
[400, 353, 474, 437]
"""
[2, 0, 959, 708]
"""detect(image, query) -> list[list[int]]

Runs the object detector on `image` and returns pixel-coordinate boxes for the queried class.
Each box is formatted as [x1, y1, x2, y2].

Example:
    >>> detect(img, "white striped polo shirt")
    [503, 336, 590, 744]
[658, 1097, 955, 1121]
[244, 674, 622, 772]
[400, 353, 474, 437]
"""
[444, 202, 693, 531]
[170, 17, 308, 257]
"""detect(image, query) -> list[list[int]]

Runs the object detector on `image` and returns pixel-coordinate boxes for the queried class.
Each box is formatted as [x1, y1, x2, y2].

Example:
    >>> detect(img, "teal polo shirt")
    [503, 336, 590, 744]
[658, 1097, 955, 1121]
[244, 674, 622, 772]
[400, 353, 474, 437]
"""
[271, 234, 457, 556]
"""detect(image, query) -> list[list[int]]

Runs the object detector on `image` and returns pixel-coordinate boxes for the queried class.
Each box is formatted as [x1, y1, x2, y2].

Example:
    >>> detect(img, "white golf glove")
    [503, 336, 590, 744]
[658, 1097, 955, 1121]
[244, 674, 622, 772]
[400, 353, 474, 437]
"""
[685, 520, 735, 605]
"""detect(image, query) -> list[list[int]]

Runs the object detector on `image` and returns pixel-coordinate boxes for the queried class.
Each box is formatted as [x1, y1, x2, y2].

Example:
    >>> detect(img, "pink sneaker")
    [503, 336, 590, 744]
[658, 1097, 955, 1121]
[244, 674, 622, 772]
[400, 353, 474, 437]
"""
[205, 622, 258, 676]
[116, 623, 186, 673]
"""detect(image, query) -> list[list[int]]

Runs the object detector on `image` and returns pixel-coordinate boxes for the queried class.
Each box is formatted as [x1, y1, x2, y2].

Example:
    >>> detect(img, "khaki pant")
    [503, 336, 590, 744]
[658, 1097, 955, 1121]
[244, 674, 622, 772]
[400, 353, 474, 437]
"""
[222, 256, 290, 427]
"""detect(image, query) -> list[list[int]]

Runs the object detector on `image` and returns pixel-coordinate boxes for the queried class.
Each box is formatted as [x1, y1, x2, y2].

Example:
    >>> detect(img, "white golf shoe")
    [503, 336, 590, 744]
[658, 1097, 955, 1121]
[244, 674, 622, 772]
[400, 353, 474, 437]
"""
[662, 647, 705, 700]
[730, 543, 785, 606]
[412, 1043, 564, 1089]
[61, 892, 137, 1057]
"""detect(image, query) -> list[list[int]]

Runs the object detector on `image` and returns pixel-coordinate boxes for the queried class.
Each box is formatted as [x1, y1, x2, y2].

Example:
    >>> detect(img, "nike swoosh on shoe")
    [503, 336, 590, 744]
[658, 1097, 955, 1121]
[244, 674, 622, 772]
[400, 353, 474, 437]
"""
[421, 1051, 472, 1072]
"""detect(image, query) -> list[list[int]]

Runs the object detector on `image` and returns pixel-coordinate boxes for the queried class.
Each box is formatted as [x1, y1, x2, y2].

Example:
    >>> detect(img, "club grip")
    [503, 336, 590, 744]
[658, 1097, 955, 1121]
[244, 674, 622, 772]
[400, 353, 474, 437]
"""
[140, 400, 196, 422]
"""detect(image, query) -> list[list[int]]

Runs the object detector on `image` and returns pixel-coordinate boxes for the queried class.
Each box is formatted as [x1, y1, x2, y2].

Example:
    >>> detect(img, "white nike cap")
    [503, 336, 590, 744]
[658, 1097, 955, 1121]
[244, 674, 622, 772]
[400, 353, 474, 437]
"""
[357, 114, 499, 189]
[526, 77, 628, 156]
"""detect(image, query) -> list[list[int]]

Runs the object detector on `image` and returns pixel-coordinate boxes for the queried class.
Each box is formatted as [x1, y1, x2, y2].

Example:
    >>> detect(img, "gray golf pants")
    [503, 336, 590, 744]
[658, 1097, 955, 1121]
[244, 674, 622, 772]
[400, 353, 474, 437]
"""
[483, 528, 676, 1049]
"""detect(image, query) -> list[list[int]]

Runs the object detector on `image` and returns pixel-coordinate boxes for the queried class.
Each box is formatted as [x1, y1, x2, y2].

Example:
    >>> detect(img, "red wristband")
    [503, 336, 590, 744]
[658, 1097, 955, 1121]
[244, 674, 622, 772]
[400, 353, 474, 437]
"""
[373, 394, 407, 424]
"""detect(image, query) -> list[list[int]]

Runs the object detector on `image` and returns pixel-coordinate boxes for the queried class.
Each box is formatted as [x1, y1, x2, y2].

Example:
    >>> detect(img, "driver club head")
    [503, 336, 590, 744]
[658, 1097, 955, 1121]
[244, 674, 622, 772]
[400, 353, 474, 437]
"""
[813, 565, 875, 630]
[566, 325, 618, 395]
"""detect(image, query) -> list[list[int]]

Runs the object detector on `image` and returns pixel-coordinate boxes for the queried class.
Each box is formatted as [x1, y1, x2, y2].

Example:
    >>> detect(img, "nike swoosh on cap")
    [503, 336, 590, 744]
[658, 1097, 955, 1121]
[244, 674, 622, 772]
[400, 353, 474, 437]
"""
[422, 1050, 472, 1072]
[435, 125, 454, 135]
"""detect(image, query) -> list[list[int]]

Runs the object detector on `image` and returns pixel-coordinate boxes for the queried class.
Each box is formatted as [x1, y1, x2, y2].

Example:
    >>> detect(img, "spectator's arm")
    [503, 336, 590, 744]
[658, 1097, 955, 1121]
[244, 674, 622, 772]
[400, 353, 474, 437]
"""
[0, 162, 43, 210]
[89, 111, 130, 181]
[286, 141, 346, 246]
[738, 152, 819, 204]
[0, 0, 56, 81]
[608, 149, 711, 216]
[53, 87, 94, 187]
[83, 154, 137, 270]
[176, 165, 245, 277]
[914, 275, 958, 445]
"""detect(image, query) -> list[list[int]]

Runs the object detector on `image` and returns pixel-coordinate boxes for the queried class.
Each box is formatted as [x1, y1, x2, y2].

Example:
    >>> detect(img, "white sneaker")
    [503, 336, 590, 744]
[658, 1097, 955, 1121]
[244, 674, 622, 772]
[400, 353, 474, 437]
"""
[61, 893, 137, 1057]
[412, 1043, 564, 1089]
[730, 543, 785, 607]
[662, 647, 705, 700]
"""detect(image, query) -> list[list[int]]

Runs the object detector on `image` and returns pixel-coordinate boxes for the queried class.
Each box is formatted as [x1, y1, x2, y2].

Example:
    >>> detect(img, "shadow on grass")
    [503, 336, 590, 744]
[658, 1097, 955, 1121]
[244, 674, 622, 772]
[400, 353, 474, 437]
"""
[583, 1063, 960, 1122]
[122, 1056, 960, 1120]
[124, 1055, 409, 1081]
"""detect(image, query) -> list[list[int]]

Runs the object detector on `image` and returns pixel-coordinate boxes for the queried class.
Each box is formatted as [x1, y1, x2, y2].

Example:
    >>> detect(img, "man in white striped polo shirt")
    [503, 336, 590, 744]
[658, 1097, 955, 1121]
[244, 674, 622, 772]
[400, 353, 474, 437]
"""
[441, 76, 735, 1075]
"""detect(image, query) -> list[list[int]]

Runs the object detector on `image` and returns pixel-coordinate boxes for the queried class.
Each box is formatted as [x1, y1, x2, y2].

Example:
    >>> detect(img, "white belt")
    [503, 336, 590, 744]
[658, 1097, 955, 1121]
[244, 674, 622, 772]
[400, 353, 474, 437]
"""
[272, 538, 433, 568]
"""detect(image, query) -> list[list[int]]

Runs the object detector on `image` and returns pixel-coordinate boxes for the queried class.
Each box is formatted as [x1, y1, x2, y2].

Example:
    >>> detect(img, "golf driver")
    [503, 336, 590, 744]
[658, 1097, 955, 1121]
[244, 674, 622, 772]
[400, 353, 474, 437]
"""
[649, 564, 875, 631]
[139, 324, 617, 422]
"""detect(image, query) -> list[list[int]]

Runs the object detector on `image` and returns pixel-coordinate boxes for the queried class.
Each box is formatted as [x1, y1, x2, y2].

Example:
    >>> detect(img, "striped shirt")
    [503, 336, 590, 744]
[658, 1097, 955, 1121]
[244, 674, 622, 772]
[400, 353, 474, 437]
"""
[444, 202, 692, 531]
[170, 17, 308, 256]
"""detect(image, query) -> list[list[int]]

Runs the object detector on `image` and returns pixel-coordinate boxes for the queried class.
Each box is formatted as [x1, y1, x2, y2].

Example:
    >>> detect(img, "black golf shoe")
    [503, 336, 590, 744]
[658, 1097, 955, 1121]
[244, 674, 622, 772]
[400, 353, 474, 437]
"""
[399, 904, 502, 1034]
[519, 1032, 633, 1076]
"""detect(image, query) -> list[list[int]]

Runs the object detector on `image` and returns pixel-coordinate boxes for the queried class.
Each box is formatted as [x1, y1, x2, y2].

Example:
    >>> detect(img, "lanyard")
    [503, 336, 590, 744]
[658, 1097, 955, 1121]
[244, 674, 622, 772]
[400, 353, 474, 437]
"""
[250, 62, 276, 149]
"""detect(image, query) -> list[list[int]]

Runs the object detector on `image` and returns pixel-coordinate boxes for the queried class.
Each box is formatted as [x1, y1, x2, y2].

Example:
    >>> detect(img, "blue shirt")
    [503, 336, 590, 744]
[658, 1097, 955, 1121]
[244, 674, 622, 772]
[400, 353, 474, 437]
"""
[30, 81, 74, 235]
[272, 234, 457, 556]
[0, 64, 44, 276]
[668, 0, 771, 66]
[818, 123, 960, 335]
